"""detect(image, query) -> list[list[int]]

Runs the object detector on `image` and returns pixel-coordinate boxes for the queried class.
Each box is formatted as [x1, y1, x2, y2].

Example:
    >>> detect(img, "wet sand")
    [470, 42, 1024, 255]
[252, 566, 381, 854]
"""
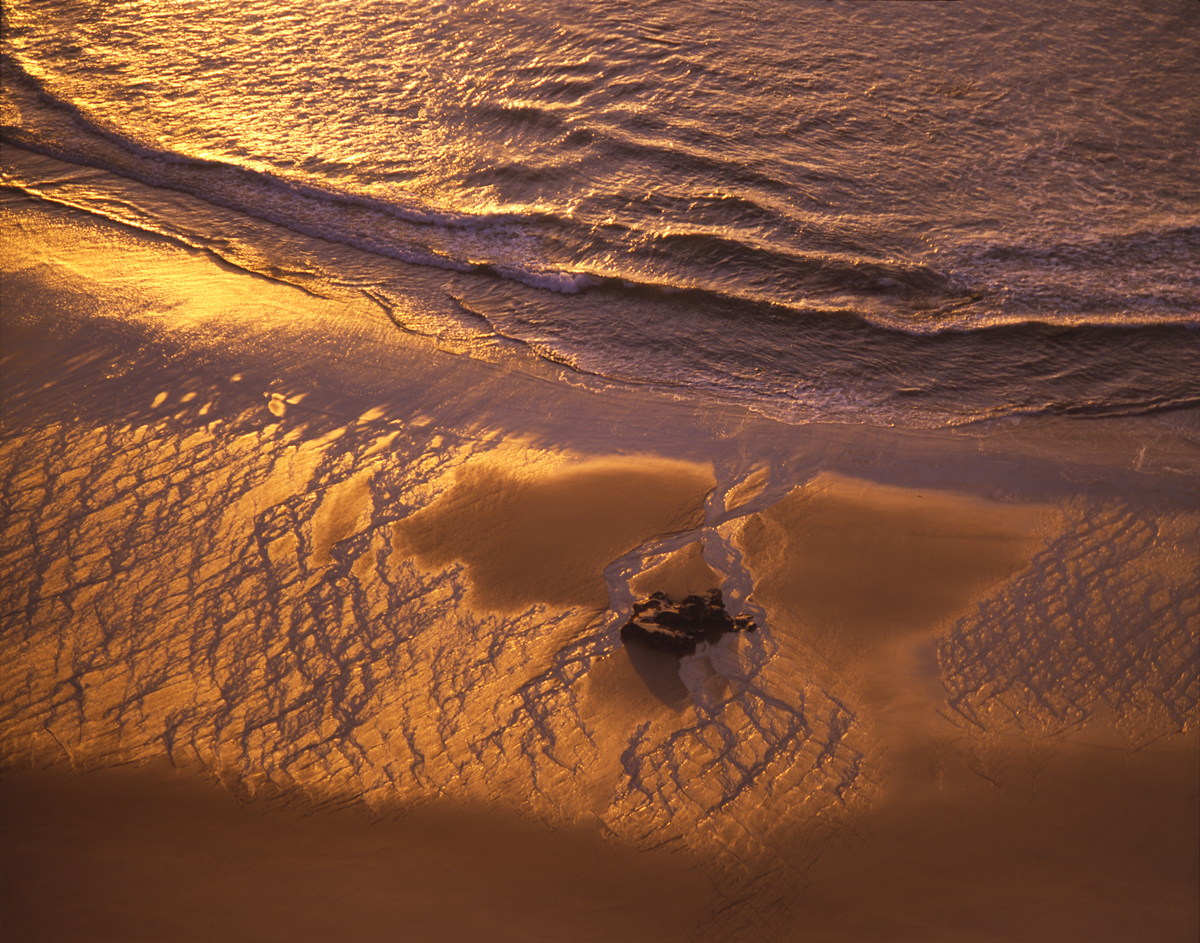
[0, 762, 709, 943]
[2, 178, 1198, 941]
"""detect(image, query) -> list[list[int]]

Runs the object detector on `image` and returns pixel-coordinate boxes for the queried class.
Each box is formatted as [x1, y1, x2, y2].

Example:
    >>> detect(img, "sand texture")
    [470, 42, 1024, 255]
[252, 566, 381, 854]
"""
[2, 153, 1198, 942]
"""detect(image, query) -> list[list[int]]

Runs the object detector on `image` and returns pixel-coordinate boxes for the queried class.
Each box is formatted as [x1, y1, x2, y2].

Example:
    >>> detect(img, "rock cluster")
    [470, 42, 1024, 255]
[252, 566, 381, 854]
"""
[620, 589, 756, 655]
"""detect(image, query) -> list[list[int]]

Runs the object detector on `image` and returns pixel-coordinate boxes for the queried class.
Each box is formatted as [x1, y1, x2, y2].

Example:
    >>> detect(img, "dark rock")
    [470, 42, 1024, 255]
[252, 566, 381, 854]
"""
[620, 588, 757, 656]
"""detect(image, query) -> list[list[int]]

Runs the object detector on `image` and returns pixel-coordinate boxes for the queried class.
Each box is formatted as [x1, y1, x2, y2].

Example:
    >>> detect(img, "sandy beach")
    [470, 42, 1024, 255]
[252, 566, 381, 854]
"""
[2, 169, 1198, 941]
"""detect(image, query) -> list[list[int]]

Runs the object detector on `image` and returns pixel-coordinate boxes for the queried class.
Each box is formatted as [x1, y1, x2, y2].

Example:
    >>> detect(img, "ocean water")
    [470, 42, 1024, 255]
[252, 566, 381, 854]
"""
[3, 0, 1198, 427]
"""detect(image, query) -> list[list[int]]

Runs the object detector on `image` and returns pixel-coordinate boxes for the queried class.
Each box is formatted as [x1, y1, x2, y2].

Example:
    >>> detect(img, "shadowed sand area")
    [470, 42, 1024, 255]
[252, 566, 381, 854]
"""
[2, 159, 1198, 942]
[791, 732, 1199, 943]
[0, 762, 710, 943]
[392, 455, 715, 611]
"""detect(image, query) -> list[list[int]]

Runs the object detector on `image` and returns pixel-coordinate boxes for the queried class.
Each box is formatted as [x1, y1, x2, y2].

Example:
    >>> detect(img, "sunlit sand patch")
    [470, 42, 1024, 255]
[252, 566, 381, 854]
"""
[309, 465, 374, 567]
[940, 498, 1200, 747]
[629, 539, 725, 602]
[734, 471, 1050, 669]
[392, 449, 715, 612]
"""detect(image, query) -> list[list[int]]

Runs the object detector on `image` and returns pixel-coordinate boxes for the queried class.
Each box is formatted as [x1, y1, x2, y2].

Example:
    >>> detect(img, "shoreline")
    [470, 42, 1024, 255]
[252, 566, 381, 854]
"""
[2, 176, 1197, 941]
